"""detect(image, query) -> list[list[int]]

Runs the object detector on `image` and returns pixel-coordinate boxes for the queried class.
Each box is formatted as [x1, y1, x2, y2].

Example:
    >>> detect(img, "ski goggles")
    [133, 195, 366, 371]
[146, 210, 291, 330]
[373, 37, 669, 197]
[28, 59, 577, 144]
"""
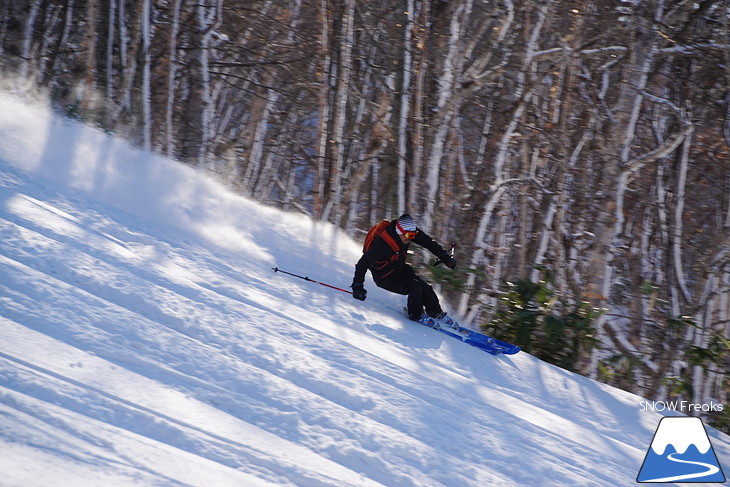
[396, 221, 418, 240]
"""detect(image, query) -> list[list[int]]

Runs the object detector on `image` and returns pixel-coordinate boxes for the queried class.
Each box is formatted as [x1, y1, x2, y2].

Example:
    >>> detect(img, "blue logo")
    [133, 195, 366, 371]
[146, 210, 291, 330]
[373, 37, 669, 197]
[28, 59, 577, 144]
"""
[637, 417, 726, 483]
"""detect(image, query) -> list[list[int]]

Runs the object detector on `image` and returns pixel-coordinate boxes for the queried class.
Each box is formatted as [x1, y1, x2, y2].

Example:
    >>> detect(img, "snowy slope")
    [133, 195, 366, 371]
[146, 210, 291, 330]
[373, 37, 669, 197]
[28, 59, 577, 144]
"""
[0, 91, 728, 487]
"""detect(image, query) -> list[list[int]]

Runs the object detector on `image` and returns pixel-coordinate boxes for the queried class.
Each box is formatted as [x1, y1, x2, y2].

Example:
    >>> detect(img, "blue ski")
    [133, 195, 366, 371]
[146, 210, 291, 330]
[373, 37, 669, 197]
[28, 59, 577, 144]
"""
[412, 312, 520, 356]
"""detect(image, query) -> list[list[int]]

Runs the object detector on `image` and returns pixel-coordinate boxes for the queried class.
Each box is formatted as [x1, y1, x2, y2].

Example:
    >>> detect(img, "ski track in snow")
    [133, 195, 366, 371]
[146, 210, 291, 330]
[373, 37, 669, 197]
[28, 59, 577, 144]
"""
[0, 92, 728, 486]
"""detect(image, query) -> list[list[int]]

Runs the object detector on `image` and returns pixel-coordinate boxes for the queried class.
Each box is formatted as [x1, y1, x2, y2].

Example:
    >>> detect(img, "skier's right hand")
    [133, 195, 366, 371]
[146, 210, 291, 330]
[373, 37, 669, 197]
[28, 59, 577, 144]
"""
[352, 283, 367, 301]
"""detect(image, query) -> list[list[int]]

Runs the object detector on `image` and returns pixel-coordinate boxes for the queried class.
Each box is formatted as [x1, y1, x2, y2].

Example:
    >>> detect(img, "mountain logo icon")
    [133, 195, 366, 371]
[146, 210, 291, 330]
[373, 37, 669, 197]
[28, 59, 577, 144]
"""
[637, 416, 726, 483]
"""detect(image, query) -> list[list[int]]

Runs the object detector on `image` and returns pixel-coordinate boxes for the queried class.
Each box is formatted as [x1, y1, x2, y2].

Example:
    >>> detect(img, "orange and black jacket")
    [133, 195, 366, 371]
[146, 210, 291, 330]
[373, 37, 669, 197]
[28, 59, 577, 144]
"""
[353, 220, 448, 286]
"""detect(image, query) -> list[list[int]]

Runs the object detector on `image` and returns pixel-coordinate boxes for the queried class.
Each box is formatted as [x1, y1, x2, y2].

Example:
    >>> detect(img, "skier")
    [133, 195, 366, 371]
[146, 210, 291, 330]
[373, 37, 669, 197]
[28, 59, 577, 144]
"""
[351, 214, 456, 322]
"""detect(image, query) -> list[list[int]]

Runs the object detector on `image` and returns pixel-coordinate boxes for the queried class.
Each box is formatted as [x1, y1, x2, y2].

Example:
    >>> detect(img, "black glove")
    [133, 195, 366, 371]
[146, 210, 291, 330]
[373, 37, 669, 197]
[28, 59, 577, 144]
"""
[444, 256, 456, 269]
[352, 283, 367, 301]
[438, 251, 456, 269]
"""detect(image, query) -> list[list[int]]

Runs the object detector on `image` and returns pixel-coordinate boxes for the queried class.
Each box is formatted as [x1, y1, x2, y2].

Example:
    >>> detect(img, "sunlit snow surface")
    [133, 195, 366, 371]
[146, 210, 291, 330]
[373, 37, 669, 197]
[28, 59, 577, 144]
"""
[0, 91, 728, 486]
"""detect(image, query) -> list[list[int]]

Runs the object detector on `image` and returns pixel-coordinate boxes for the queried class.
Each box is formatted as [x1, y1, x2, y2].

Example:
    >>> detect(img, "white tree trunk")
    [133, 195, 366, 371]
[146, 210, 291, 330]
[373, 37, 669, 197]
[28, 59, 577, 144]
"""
[322, 0, 355, 225]
[20, 0, 41, 82]
[141, 0, 151, 151]
[165, 0, 183, 157]
[397, 0, 414, 215]
[422, 0, 472, 231]
[313, 0, 331, 218]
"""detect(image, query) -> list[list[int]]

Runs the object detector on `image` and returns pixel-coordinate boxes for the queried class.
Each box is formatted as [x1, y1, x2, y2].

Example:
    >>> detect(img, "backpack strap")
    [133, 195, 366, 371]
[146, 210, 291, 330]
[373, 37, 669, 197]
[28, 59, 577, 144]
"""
[363, 220, 401, 275]
[363, 220, 399, 253]
[378, 224, 400, 254]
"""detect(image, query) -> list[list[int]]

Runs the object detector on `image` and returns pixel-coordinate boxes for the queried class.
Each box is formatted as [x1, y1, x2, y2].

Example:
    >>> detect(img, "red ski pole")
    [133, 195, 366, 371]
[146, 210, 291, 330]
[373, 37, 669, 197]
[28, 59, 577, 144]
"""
[272, 267, 353, 294]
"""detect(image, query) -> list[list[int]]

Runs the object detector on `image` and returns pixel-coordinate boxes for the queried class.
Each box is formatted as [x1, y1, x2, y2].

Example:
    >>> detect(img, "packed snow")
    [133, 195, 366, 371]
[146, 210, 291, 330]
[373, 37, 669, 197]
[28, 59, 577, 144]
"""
[0, 91, 728, 486]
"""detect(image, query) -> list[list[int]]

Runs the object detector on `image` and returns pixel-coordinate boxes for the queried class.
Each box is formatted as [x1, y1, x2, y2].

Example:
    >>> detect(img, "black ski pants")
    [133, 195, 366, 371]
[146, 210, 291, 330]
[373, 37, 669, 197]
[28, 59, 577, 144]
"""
[376, 265, 442, 320]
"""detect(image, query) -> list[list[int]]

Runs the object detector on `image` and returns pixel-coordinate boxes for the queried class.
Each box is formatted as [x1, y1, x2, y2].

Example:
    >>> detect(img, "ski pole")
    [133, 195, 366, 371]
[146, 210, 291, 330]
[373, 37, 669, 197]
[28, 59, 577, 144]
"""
[272, 267, 353, 294]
